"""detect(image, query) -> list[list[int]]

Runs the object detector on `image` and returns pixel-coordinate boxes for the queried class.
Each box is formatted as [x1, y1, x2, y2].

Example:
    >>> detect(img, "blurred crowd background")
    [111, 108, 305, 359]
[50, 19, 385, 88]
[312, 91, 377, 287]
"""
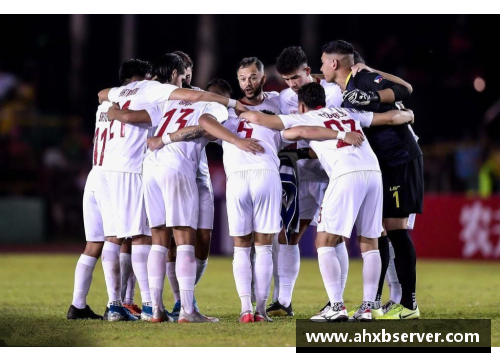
[0, 15, 499, 246]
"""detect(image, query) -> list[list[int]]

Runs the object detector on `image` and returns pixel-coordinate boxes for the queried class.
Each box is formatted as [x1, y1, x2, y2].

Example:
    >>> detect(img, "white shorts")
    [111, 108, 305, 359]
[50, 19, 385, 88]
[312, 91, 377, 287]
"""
[197, 179, 214, 230]
[299, 180, 328, 226]
[226, 169, 282, 236]
[317, 171, 384, 239]
[99, 171, 151, 238]
[83, 190, 106, 242]
[407, 213, 416, 230]
[144, 164, 199, 230]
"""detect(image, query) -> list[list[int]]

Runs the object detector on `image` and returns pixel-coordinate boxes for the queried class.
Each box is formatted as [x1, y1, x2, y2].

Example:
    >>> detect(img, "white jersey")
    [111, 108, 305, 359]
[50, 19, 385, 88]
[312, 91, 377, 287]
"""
[279, 78, 342, 182]
[240, 91, 282, 115]
[279, 107, 381, 180]
[197, 148, 210, 181]
[103, 80, 178, 174]
[85, 102, 113, 191]
[222, 108, 283, 177]
[144, 100, 228, 178]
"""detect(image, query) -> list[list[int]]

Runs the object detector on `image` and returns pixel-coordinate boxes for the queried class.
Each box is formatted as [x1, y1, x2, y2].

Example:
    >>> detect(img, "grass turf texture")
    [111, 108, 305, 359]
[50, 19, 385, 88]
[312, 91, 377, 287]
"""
[0, 255, 498, 347]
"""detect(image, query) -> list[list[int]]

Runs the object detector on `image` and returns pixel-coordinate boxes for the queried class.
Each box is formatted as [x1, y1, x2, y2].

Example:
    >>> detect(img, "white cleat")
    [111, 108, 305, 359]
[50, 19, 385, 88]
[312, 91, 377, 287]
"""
[349, 307, 372, 322]
[310, 304, 348, 323]
[178, 308, 219, 323]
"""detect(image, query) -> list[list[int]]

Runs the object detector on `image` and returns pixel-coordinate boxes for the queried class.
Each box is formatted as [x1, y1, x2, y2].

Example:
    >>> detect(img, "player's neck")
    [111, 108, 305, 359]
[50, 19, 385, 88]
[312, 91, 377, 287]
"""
[336, 70, 351, 92]
[240, 92, 265, 106]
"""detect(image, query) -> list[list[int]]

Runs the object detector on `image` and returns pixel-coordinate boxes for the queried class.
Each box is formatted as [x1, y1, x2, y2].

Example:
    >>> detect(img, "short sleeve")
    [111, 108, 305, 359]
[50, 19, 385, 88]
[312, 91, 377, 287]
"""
[346, 109, 373, 128]
[145, 104, 164, 128]
[278, 113, 307, 129]
[280, 130, 296, 144]
[145, 81, 178, 105]
[202, 103, 229, 124]
[108, 87, 120, 103]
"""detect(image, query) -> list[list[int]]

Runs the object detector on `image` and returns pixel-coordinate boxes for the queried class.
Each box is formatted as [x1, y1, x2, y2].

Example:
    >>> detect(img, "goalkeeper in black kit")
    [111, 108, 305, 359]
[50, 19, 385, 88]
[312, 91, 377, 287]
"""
[320, 40, 423, 320]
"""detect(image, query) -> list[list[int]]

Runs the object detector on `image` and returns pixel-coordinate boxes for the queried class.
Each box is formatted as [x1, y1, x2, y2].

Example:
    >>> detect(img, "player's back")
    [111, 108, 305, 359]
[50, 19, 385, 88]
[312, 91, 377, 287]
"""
[86, 101, 112, 191]
[222, 109, 282, 177]
[102, 80, 177, 174]
[145, 100, 228, 178]
[280, 107, 380, 180]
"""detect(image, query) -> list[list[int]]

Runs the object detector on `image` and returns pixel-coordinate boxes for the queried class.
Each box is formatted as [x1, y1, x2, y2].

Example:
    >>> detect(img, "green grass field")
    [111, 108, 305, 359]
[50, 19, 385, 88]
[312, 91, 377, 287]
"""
[0, 254, 498, 347]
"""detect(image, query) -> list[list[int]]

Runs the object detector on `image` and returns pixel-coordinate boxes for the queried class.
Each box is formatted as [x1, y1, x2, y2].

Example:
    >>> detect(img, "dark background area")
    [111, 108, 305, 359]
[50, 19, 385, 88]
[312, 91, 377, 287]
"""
[1, 14, 499, 242]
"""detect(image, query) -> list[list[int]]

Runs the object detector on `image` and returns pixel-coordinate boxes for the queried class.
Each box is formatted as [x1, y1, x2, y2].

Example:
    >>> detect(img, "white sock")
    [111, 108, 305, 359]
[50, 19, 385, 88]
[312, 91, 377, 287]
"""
[386, 242, 402, 303]
[317, 247, 343, 303]
[176, 245, 196, 315]
[254, 245, 273, 315]
[271, 234, 280, 301]
[120, 252, 133, 303]
[277, 244, 300, 307]
[166, 262, 180, 303]
[147, 245, 167, 310]
[102, 241, 121, 304]
[125, 273, 136, 305]
[233, 247, 253, 313]
[361, 250, 382, 303]
[131, 244, 152, 304]
[195, 258, 208, 286]
[72, 254, 98, 309]
[335, 242, 349, 294]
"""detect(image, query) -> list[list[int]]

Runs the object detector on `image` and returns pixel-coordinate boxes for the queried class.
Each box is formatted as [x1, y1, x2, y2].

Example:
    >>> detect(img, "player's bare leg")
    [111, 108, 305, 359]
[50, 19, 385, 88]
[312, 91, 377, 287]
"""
[195, 228, 211, 285]
[148, 226, 172, 322]
[310, 232, 348, 322]
[68, 241, 104, 320]
[233, 233, 254, 323]
[129, 234, 152, 319]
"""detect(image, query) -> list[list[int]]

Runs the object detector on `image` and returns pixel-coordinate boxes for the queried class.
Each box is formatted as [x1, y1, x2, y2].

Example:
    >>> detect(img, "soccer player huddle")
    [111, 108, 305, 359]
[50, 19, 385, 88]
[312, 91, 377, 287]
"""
[67, 40, 423, 324]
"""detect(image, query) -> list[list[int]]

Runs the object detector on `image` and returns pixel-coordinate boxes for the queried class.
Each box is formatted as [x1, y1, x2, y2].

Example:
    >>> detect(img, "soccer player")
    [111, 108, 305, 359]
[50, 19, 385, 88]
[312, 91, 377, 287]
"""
[67, 59, 152, 321]
[103, 55, 262, 323]
[269, 46, 345, 317]
[321, 40, 422, 319]
[241, 82, 414, 322]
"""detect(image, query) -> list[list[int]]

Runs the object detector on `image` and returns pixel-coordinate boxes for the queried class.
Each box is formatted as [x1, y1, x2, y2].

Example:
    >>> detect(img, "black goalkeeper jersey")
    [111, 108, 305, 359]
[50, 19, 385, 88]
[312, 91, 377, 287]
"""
[342, 70, 422, 168]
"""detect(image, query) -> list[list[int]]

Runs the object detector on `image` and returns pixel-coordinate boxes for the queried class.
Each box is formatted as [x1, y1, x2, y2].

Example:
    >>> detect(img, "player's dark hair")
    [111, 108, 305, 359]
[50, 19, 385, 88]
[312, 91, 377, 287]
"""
[321, 40, 355, 56]
[152, 53, 186, 84]
[276, 46, 307, 75]
[206, 78, 232, 96]
[173, 50, 194, 69]
[353, 51, 365, 65]
[119, 59, 152, 85]
[297, 82, 326, 109]
[238, 57, 264, 73]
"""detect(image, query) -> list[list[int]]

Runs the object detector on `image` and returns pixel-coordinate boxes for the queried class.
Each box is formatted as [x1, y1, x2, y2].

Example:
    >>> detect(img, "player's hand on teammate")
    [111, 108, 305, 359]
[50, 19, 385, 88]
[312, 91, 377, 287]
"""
[106, 102, 121, 120]
[147, 136, 165, 151]
[342, 89, 378, 106]
[351, 63, 373, 77]
[234, 101, 249, 116]
[344, 131, 365, 147]
[235, 138, 264, 154]
[401, 109, 415, 124]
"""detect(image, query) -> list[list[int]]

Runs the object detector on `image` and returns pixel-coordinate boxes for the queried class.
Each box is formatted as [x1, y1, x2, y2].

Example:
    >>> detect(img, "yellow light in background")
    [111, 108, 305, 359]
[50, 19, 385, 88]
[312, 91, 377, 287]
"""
[474, 77, 486, 92]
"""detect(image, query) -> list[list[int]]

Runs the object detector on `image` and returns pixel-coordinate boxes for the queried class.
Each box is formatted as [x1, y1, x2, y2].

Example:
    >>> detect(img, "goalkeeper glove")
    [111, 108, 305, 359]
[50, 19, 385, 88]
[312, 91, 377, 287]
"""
[343, 89, 380, 106]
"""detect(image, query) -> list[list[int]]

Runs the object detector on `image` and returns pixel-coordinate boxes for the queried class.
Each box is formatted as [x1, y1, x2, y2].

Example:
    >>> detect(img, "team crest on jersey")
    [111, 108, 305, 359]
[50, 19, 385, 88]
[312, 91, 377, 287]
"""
[374, 75, 383, 83]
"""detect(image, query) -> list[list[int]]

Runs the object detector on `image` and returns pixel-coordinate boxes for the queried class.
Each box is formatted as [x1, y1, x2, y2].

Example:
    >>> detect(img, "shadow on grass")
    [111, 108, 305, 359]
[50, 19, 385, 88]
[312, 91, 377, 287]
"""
[0, 315, 96, 347]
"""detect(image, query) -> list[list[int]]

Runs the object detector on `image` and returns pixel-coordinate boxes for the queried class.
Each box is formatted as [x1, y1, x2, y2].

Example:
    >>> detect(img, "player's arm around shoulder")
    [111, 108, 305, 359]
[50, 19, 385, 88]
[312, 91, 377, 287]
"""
[106, 103, 152, 125]
[241, 111, 285, 130]
[371, 109, 414, 127]
[283, 126, 365, 147]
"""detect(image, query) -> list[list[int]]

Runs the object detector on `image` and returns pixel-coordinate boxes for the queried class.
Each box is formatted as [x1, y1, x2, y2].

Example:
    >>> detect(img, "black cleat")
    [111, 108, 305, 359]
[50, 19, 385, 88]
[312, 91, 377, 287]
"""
[67, 305, 103, 320]
[266, 300, 294, 317]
